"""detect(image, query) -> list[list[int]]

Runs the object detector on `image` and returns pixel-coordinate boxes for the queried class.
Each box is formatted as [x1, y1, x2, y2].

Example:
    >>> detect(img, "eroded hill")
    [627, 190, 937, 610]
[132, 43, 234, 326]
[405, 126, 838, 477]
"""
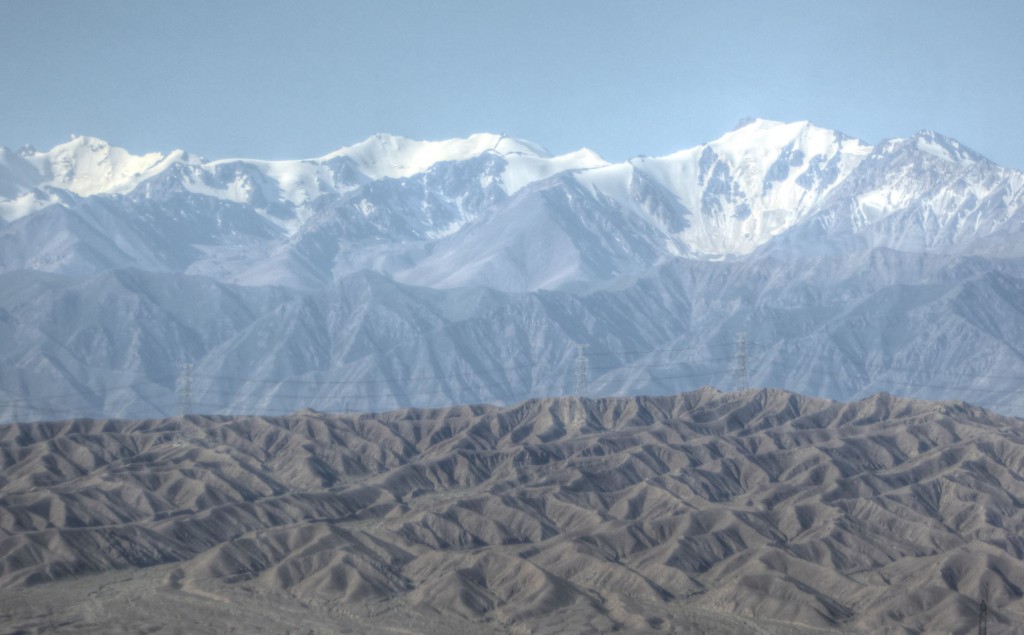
[1, 388, 1023, 633]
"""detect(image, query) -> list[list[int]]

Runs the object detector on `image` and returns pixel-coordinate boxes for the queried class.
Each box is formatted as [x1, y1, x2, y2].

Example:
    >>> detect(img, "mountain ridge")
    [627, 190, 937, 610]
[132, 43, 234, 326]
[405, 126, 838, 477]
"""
[4, 120, 1020, 283]
[3, 120, 1024, 422]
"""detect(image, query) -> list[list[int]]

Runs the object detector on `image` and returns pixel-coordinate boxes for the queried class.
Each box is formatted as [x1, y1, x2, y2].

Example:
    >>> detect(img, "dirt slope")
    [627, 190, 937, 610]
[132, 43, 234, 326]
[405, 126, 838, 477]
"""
[2, 388, 1023, 633]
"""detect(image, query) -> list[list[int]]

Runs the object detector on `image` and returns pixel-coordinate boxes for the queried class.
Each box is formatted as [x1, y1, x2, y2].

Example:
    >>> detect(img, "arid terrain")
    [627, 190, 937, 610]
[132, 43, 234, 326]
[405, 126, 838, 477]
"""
[2, 388, 1023, 634]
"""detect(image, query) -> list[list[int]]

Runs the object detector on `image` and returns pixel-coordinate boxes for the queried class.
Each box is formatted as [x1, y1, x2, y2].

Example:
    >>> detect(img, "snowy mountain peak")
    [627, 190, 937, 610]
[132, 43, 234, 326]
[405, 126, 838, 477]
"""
[0, 130, 611, 227]
[711, 119, 869, 162]
[320, 132, 553, 180]
[910, 129, 981, 165]
[570, 119, 875, 259]
[22, 135, 174, 197]
[872, 130, 984, 168]
[2, 122, 1018, 266]
[0, 136, 197, 222]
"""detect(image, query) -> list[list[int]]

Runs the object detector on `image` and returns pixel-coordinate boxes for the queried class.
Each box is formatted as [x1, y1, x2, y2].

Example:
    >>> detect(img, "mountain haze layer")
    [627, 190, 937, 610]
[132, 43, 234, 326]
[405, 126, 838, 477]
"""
[2, 120, 1024, 421]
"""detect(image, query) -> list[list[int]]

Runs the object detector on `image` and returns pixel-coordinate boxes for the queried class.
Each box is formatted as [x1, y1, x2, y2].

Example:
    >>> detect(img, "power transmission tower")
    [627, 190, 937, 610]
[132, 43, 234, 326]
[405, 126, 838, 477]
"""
[575, 344, 590, 399]
[177, 363, 193, 416]
[734, 331, 749, 391]
[12, 397, 20, 424]
[572, 344, 589, 430]
[978, 599, 987, 635]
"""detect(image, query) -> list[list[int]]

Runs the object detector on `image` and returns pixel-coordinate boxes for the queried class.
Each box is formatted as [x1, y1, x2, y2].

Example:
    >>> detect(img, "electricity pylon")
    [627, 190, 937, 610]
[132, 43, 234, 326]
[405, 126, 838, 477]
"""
[734, 331, 749, 391]
[177, 363, 193, 416]
[572, 344, 589, 429]
[575, 344, 590, 399]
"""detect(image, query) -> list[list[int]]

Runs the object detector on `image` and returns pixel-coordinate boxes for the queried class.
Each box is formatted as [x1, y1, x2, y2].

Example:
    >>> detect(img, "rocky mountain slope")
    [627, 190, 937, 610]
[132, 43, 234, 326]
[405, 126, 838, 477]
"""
[1, 389, 1021, 633]
[2, 120, 1024, 421]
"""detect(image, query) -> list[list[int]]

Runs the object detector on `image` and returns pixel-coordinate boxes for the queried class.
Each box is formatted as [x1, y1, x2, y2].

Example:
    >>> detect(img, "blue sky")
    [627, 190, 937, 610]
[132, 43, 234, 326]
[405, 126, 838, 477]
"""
[2, 0, 1023, 167]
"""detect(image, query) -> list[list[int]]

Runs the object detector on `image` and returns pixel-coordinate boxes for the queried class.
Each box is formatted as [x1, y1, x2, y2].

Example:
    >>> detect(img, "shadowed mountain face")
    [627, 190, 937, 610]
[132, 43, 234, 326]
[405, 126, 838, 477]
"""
[1, 389, 1022, 634]
[4, 248, 1024, 422]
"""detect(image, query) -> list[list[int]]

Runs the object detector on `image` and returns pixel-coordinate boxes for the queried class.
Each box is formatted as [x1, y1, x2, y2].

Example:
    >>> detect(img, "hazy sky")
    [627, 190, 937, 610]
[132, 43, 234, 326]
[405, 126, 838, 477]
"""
[2, 1, 1022, 167]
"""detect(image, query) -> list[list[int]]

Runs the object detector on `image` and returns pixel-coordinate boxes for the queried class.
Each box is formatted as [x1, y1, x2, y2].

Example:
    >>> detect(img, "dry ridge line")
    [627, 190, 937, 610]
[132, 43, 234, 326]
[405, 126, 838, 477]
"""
[1, 387, 1023, 634]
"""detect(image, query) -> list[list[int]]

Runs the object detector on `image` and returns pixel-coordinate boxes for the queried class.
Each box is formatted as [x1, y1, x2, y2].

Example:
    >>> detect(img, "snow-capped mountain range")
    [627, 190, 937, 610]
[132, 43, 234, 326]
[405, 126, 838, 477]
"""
[2, 120, 1024, 421]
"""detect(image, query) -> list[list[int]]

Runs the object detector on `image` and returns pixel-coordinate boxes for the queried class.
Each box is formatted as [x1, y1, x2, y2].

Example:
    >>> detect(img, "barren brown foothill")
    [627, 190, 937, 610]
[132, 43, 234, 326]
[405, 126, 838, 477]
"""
[1, 388, 1022, 633]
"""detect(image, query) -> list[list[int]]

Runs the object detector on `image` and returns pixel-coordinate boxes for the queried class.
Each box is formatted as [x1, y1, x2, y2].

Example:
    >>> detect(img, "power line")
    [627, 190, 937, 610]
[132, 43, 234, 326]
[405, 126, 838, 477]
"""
[3, 343, 1024, 419]
[8, 338, 1021, 401]
[0, 375, 178, 406]
[0, 361, 734, 412]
